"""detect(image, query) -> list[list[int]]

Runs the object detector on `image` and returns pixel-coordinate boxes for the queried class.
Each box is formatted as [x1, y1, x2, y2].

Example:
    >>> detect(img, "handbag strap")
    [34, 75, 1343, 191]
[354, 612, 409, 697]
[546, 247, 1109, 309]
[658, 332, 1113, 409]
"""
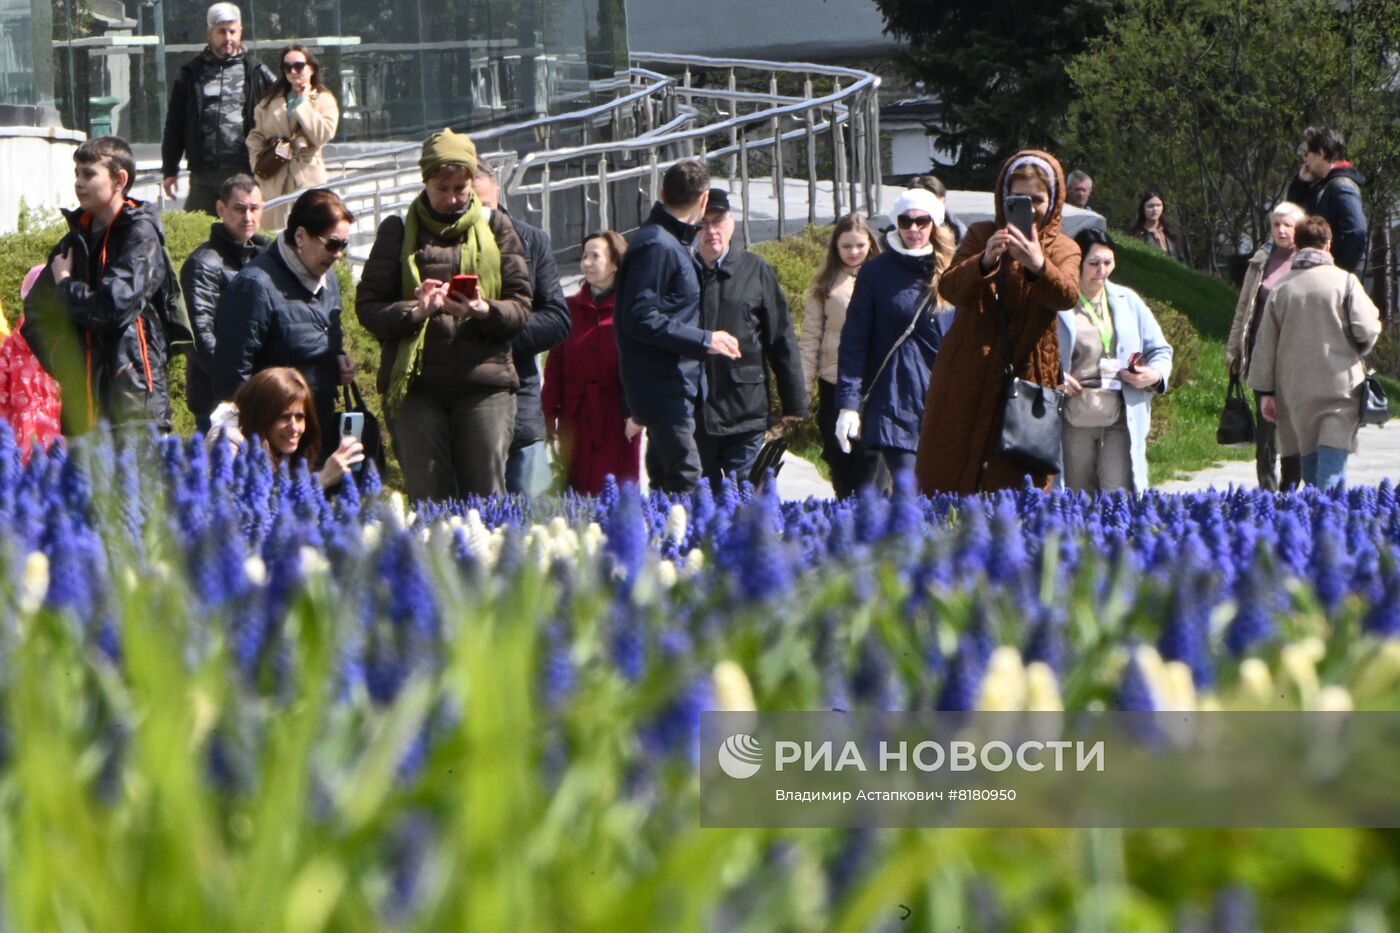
[992, 263, 1016, 381]
[859, 285, 937, 406]
[341, 380, 365, 410]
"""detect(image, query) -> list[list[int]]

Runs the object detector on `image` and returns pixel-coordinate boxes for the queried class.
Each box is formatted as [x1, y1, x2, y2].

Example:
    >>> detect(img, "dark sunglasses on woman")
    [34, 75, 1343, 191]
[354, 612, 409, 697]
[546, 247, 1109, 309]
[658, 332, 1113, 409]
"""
[897, 214, 933, 229]
[315, 234, 350, 254]
[283, 61, 309, 73]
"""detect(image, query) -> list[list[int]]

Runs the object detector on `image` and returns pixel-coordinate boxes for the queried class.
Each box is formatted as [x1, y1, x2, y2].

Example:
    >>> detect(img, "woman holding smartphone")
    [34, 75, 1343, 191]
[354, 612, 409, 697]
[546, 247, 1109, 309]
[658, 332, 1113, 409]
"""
[356, 128, 533, 500]
[914, 149, 1082, 494]
[246, 43, 339, 228]
[1057, 228, 1173, 494]
[800, 212, 882, 496]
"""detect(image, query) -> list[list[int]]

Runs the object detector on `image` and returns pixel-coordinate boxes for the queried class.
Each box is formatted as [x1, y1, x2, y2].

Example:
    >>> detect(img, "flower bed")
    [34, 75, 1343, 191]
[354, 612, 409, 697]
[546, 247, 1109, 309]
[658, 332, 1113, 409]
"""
[3, 424, 1399, 928]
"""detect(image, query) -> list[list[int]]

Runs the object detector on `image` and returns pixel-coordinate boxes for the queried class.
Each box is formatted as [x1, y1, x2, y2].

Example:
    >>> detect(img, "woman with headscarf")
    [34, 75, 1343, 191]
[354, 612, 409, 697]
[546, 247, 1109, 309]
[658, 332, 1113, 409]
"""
[356, 128, 533, 500]
[832, 188, 956, 485]
[914, 149, 1082, 494]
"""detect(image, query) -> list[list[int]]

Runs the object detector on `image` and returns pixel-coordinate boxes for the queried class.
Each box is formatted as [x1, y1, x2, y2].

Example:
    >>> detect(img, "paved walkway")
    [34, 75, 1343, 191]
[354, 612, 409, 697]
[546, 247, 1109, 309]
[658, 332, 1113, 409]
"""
[1157, 424, 1400, 492]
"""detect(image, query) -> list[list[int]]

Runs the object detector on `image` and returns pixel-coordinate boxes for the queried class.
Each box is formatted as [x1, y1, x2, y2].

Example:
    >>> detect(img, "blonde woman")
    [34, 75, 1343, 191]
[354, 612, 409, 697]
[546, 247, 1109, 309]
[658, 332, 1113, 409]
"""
[833, 189, 956, 484]
[800, 212, 881, 496]
[246, 43, 339, 227]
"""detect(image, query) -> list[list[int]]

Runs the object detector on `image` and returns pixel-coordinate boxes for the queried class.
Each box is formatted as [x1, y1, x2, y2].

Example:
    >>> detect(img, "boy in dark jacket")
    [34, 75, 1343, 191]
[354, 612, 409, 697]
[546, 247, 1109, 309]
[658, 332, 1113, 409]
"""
[181, 174, 270, 432]
[23, 135, 174, 434]
[614, 160, 741, 493]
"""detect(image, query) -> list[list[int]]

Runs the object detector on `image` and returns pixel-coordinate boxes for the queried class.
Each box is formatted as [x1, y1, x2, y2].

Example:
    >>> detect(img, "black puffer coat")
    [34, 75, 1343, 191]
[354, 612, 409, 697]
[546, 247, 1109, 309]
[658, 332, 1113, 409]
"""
[180, 222, 270, 416]
[22, 199, 173, 433]
[161, 48, 276, 175]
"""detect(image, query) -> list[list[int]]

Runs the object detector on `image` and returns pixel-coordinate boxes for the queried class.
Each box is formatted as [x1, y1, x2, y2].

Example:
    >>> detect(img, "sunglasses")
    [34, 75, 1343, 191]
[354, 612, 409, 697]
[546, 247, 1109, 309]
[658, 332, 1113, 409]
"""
[314, 234, 349, 254]
[896, 214, 933, 230]
[283, 61, 310, 73]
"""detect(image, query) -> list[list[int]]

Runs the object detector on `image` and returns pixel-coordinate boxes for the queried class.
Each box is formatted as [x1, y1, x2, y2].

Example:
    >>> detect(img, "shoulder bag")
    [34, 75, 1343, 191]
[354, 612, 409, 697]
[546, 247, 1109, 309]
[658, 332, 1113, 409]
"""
[1216, 372, 1255, 445]
[992, 267, 1063, 475]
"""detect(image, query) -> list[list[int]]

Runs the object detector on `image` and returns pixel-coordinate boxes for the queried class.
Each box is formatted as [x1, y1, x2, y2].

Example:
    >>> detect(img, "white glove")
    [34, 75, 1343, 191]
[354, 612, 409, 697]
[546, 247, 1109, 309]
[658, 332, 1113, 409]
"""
[834, 408, 862, 454]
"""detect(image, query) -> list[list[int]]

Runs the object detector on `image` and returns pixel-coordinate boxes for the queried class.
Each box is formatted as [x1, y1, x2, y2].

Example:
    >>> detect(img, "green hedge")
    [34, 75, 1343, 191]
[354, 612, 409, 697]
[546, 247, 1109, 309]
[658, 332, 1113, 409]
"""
[0, 211, 398, 481]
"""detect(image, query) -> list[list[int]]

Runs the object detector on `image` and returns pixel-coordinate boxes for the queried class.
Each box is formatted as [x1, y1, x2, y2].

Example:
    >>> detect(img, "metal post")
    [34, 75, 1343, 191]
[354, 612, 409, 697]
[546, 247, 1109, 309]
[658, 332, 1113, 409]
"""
[804, 76, 817, 226]
[868, 92, 882, 212]
[769, 74, 781, 200]
[598, 156, 610, 231]
[830, 108, 844, 218]
[739, 126, 753, 249]
[541, 162, 552, 233]
[648, 150, 660, 204]
[727, 67, 738, 179]
[774, 110, 786, 240]
[848, 102, 861, 215]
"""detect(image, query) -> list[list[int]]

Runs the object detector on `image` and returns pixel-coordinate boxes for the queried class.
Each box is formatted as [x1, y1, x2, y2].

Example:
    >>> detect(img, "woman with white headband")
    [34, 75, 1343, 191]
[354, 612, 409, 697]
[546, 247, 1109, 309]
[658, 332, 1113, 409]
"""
[832, 187, 956, 487]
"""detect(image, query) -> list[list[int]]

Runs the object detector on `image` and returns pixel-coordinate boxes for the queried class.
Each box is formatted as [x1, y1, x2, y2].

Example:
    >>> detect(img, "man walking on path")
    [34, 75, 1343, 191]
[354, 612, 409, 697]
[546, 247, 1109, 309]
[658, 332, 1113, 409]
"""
[694, 187, 807, 487]
[1287, 126, 1367, 273]
[615, 160, 741, 493]
[471, 160, 571, 497]
[161, 3, 276, 215]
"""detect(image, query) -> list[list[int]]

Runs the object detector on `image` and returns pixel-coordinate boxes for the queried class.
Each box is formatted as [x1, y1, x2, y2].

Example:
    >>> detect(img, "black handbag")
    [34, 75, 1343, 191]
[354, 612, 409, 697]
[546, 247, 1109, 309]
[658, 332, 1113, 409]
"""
[1342, 276, 1391, 427]
[1216, 372, 1255, 445]
[336, 381, 387, 473]
[992, 269, 1063, 476]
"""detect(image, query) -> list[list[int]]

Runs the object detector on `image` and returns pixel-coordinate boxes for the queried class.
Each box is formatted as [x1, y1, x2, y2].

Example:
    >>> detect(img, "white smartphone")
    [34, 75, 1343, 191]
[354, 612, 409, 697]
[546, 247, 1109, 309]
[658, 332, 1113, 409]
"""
[340, 412, 365, 472]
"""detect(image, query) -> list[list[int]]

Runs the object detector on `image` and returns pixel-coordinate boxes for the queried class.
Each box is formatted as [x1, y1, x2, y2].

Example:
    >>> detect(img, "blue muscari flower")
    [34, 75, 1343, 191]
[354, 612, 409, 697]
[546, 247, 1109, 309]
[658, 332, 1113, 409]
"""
[851, 639, 898, 710]
[1024, 605, 1067, 674]
[884, 469, 923, 541]
[1116, 652, 1157, 711]
[1275, 508, 1311, 578]
[603, 483, 649, 594]
[715, 489, 793, 602]
[826, 828, 873, 905]
[42, 509, 94, 618]
[609, 601, 647, 682]
[936, 636, 986, 712]
[954, 500, 992, 580]
[854, 484, 887, 545]
[987, 495, 1029, 587]
[540, 622, 576, 708]
[1158, 567, 1214, 689]
[1309, 502, 1350, 614]
[1224, 559, 1276, 657]
[383, 813, 433, 925]
[825, 508, 857, 561]
[642, 675, 714, 762]
[1364, 562, 1400, 638]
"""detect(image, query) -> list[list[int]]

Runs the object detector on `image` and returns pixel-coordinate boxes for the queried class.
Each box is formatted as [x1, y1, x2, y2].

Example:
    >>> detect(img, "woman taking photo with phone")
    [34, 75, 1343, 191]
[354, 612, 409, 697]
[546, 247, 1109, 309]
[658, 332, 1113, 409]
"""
[541, 230, 639, 494]
[799, 212, 881, 496]
[246, 43, 339, 229]
[209, 366, 362, 489]
[1057, 228, 1172, 494]
[356, 128, 532, 500]
[832, 190, 954, 485]
[915, 149, 1082, 494]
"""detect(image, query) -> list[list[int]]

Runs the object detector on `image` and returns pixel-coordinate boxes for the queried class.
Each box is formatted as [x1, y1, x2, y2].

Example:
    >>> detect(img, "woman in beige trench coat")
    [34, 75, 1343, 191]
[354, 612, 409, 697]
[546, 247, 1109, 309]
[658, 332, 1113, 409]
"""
[1249, 214, 1382, 490]
[246, 43, 339, 228]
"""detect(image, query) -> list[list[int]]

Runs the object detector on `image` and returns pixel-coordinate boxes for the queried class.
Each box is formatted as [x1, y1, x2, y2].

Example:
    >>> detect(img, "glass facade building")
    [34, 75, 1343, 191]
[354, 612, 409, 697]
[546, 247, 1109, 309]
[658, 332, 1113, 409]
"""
[2, 0, 628, 141]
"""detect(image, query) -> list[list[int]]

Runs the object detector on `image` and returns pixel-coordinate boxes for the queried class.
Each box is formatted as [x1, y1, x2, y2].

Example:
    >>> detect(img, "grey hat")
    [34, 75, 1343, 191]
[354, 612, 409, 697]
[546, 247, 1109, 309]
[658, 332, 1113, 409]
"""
[207, 2, 241, 27]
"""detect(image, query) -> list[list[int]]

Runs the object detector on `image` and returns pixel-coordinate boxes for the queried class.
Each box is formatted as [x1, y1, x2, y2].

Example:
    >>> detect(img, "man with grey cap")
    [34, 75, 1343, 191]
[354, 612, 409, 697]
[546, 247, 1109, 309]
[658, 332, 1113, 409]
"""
[161, 3, 275, 214]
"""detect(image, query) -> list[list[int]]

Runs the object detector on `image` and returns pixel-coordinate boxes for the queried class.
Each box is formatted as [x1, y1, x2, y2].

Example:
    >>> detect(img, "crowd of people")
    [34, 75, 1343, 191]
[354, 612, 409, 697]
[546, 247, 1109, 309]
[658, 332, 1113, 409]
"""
[4, 2, 1385, 498]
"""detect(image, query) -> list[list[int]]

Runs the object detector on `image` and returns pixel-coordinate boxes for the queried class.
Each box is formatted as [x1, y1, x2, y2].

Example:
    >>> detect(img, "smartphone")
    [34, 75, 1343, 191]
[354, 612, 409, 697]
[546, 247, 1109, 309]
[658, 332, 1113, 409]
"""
[1004, 195, 1035, 240]
[340, 412, 365, 472]
[448, 274, 479, 301]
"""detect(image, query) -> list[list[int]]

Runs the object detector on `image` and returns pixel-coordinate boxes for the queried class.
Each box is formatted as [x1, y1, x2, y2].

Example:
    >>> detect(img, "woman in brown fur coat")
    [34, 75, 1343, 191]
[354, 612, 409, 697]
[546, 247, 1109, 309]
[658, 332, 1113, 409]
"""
[914, 150, 1081, 494]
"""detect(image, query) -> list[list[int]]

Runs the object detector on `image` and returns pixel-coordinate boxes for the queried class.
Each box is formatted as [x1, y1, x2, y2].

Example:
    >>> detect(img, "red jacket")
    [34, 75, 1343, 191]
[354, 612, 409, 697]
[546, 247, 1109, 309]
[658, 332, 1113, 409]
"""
[542, 286, 641, 493]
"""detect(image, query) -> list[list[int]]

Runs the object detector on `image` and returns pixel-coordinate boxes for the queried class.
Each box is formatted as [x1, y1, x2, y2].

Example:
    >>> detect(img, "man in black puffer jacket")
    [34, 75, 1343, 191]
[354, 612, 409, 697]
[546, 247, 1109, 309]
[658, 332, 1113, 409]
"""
[160, 3, 275, 214]
[181, 174, 269, 432]
[23, 137, 174, 434]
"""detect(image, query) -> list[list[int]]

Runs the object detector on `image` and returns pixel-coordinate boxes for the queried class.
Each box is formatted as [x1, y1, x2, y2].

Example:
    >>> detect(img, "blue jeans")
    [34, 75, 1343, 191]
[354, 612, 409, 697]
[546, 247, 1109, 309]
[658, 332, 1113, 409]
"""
[1300, 445, 1348, 489]
[506, 440, 553, 497]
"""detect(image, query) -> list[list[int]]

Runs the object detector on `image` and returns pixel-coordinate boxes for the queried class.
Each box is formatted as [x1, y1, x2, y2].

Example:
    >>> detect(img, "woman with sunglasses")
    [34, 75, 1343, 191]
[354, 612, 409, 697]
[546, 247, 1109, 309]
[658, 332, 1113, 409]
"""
[246, 43, 339, 228]
[213, 188, 358, 462]
[832, 189, 956, 487]
[356, 129, 533, 500]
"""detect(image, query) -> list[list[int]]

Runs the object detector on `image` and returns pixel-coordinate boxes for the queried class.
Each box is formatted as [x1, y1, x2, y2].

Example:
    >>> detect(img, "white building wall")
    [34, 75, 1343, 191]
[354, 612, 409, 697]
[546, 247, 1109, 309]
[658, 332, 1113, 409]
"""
[0, 126, 85, 233]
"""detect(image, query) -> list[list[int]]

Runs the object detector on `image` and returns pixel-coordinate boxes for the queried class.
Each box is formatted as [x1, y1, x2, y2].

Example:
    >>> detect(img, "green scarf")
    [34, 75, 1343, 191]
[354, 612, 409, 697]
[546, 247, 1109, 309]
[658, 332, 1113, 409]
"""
[386, 191, 502, 415]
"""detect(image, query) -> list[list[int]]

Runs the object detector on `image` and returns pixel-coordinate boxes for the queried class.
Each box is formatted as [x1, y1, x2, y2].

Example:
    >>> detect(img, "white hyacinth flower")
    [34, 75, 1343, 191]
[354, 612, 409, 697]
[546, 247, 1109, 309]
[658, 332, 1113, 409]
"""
[665, 503, 688, 546]
[17, 551, 48, 614]
[977, 646, 1027, 712]
[713, 660, 757, 712]
[1024, 661, 1063, 712]
[243, 555, 268, 587]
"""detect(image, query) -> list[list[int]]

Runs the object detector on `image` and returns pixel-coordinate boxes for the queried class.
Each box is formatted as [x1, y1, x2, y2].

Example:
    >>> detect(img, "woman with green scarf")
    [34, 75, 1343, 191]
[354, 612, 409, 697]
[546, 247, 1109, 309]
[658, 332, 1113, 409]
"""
[356, 128, 533, 499]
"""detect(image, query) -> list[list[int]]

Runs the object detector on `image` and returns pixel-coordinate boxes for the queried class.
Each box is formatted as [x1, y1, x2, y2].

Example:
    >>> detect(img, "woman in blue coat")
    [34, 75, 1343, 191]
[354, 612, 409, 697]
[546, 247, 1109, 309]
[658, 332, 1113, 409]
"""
[834, 189, 955, 485]
[1057, 228, 1173, 493]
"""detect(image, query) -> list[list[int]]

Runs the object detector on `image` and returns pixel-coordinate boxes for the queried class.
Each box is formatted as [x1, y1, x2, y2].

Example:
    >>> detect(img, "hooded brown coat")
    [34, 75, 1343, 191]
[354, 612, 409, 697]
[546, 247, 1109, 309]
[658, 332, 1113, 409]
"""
[914, 150, 1081, 494]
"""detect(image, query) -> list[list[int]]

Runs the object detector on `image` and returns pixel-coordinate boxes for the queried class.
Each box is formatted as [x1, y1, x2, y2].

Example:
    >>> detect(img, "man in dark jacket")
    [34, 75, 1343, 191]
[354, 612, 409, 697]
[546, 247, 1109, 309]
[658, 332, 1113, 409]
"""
[23, 136, 173, 434]
[615, 160, 741, 493]
[694, 188, 807, 487]
[471, 161, 570, 497]
[1287, 126, 1367, 272]
[161, 3, 276, 215]
[181, 174, 269, 432]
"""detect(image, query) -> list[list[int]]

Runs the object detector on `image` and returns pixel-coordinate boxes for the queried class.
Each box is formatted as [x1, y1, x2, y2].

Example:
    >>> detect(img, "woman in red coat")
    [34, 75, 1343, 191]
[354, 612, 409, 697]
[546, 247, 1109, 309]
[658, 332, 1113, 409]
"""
[542, 231, 642, 493]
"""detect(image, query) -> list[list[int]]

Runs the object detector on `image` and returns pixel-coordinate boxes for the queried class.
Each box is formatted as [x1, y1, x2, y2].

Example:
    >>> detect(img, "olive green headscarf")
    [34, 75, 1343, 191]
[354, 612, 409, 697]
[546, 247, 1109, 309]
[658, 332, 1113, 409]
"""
[386, 129, 502, 415]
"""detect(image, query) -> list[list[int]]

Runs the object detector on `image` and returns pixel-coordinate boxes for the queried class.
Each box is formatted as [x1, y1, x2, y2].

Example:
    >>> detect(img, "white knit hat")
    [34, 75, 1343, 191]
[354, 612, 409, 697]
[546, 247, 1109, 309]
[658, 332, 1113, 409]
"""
[207, 2, 241, 27]
[891, 188, 946, 227]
